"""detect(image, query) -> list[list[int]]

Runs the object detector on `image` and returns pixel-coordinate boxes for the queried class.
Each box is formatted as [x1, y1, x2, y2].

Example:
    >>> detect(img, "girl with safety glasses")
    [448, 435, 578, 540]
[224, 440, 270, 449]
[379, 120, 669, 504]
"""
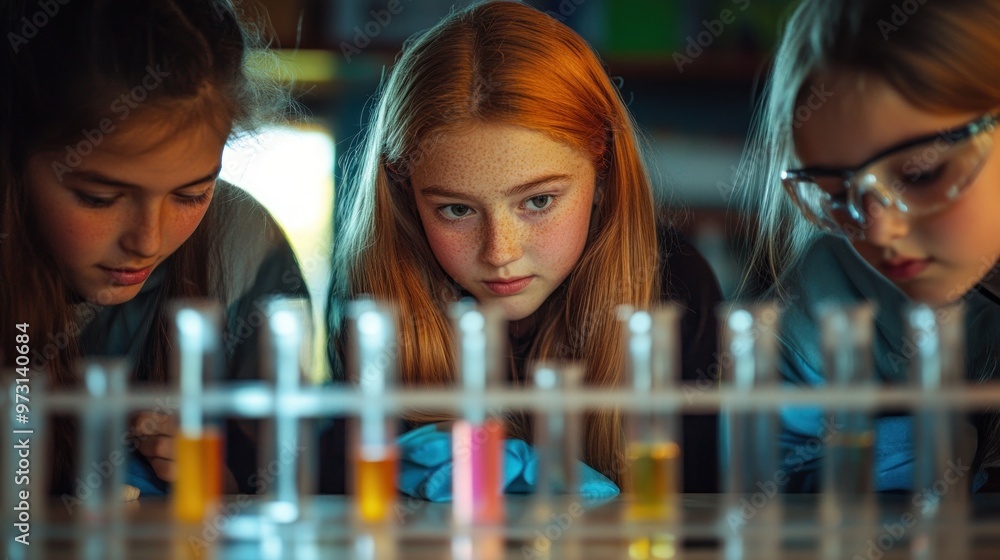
[736, 0, 1000, 492]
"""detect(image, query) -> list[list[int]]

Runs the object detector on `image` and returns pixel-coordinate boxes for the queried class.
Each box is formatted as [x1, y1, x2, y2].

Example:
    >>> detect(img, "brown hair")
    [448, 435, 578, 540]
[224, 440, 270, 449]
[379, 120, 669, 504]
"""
[0, 0, 289, 492]
[330, 0, 659, 484]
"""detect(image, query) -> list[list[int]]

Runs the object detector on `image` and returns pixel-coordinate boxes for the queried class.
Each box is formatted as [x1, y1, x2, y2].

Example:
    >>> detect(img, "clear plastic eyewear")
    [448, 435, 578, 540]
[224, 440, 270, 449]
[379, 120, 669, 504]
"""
[781, 112, 998, 239]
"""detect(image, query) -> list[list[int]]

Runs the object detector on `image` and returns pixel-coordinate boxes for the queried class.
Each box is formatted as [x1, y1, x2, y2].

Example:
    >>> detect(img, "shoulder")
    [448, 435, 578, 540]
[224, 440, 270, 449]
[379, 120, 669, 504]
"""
[654, 224, 723, 382]
[209, 181, 288, 262]
[656, 225, 722, 313]
[204, 181, 306, 304]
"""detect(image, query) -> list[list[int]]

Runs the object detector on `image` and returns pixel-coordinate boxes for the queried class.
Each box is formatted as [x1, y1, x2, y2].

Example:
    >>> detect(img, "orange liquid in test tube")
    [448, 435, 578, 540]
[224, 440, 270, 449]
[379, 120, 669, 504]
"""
[175, 434, 204, 522]
[357, 448, 398, 523]
[202, 427, 224, 503]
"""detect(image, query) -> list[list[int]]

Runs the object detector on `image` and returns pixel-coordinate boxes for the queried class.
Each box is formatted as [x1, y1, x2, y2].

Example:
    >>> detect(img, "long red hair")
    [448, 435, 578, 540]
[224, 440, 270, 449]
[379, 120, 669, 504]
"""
[332, 0, 659, 484]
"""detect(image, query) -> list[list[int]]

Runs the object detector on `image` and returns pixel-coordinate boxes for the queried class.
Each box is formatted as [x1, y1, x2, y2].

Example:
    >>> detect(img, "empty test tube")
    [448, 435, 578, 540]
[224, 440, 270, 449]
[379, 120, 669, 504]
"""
[349, 298, 399, 524]
[720, 303, 781, 560]
[76, 359, 128, 560]
[531, 362, 585, 559]
[261, 297, 313, 524]
[907, 304, 970, 522]
[818, 304, 876, 557]
[531, 362, 584, 501]
[619, 305, 682, 522]
[720, 304, 780, 494]
[170, 301, 224, 523]
[78, 359, 128, 522]
[819, 304, 876, 496]
[451, 300, 507, 526]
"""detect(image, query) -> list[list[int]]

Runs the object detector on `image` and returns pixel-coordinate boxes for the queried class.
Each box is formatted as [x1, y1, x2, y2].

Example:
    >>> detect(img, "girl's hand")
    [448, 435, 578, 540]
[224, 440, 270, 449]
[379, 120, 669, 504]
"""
[130, 411, 178, 482]
[122, 484, 140, 502]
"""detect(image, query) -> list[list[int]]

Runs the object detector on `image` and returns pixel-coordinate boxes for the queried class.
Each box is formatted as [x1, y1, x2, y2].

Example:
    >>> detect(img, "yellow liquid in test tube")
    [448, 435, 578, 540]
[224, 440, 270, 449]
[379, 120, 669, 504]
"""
[828, 431, 875, 494]
[357, 450, 398, 523]
[628, 441, 680, 520]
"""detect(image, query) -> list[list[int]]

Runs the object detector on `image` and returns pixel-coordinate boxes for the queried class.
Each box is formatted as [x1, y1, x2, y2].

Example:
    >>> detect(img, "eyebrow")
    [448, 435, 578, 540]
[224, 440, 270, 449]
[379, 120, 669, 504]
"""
[420, 174, 571, 200]
[70, 165, 222, 190]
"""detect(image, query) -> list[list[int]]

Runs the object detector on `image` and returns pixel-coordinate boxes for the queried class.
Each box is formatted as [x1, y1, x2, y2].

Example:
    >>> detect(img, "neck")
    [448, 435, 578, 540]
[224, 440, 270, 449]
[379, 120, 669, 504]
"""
[509, 312, 538, 340]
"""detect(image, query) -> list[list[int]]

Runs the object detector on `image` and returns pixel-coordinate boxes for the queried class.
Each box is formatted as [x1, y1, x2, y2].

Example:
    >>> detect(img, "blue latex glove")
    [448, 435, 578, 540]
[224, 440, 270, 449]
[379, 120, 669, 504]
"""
[125, 450, 168, 496]
[397, 424, 619, 502]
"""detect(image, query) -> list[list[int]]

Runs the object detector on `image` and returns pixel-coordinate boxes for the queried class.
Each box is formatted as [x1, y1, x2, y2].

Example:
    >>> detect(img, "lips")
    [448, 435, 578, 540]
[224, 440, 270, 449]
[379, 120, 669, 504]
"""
[101, 265, 154, 286]
[879, 258, 931, 282]
[483, 276, 533, 296]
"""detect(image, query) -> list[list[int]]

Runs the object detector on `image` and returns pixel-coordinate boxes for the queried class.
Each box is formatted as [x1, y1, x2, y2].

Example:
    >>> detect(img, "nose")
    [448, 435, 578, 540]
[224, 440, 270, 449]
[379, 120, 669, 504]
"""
[861, 193, 909, 246]
[481, 212, 523, 268]
[120, 201, 162, 259]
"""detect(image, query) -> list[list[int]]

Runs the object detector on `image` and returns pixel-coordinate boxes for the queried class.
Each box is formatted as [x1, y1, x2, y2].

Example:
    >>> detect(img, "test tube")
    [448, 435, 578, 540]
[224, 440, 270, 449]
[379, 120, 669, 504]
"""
[719, 303, 781, 560]
[906, 303, 969, 559]
[618, 306, 682, 560]
[620, 305, 682, 522]
[531, 362, 584, 501]
[818, 304, 876, 558]
[618, 305, 681, 520]
[261, 297, 313, 524]
[348, 298, 399, 525]
[170, 301, 224, 523]
[77, 358, 128, 560]
[451, 300, 507, 526]
[530, 362, 585, 559]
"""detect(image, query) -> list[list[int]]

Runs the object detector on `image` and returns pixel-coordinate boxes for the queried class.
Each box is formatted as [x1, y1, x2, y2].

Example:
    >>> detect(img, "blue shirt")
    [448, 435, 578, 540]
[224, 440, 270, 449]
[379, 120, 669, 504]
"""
[775, 235, 1000, 492]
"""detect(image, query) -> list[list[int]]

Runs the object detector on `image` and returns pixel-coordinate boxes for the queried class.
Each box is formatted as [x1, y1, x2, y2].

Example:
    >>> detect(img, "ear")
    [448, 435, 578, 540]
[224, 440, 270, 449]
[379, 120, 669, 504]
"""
[593, 178, 606, 207]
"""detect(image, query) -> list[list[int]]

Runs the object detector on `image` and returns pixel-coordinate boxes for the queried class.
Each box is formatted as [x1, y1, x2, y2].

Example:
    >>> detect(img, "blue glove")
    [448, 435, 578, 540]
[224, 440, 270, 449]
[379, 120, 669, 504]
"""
[125, 450, 168, 496]
[396, 424, 620, 502]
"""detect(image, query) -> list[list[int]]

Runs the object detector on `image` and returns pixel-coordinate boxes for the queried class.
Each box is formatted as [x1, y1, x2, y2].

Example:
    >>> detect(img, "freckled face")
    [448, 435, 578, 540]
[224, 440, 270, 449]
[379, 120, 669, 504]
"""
[794, 75, 1000, 305]
[411, 123, 597, 321]
[25, 114, 226, 305]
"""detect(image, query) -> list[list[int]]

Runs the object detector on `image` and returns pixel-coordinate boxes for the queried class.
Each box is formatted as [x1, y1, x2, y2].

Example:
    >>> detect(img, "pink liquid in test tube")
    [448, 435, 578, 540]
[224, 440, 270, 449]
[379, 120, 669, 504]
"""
[453, 418, 505, 525]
